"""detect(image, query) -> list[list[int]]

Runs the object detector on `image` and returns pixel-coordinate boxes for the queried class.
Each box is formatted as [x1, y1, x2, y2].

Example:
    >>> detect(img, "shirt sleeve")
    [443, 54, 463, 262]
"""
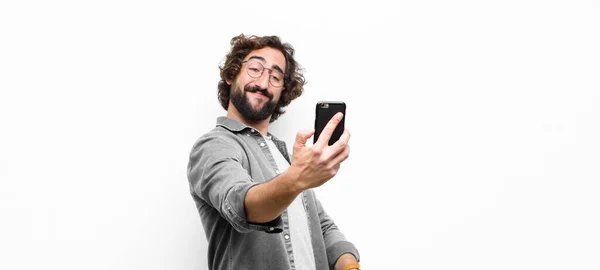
[314, 194, 360, 269]
[188, 133, 283, 233]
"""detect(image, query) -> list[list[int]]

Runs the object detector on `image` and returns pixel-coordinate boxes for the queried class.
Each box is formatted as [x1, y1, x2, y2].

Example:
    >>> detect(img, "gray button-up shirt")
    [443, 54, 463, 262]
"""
[187, 116, 359, 270]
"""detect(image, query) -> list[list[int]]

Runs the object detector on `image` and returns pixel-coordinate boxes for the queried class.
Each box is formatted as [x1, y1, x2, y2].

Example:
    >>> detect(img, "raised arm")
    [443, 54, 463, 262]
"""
[245, 112, 350, 223]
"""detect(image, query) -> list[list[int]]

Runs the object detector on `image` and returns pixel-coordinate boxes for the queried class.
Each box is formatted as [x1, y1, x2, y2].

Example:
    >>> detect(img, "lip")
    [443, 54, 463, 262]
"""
[248, 91, 267, 99]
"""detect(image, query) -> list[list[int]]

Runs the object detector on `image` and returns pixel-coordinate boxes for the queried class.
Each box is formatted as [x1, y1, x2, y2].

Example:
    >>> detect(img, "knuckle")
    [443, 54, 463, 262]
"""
[329, 168, 338, 178]
[318, 156, 329, 165]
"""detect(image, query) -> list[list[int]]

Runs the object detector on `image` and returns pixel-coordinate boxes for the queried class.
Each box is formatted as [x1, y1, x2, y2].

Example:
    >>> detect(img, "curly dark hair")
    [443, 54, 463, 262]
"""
[217, 34, 306, 122]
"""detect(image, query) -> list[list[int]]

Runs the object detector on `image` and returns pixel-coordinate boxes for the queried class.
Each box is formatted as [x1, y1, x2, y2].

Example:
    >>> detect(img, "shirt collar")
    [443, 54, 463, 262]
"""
[215, 116, 282, 142]
[216, 116, 249, 132]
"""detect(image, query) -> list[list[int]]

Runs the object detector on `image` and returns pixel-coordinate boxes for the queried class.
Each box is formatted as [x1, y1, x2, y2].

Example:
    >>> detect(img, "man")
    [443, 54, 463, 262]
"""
[187, 34, 360, 270]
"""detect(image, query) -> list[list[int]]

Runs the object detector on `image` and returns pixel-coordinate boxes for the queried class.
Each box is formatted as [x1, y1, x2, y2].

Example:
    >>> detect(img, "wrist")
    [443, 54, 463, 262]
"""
[335, 253, 359, 270]
[282, 165, 306, 193]
[343, 263, 360, 270]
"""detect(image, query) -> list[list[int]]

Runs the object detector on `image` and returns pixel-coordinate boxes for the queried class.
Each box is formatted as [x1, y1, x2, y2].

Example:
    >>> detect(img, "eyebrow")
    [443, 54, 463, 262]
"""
[247, 55, 285, 74]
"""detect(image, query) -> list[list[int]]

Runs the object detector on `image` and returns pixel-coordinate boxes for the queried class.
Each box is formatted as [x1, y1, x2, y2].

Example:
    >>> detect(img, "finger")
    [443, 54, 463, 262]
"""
[331, 128, 351, 150]
[294, 129, 315, 149]
[320, 129, 350, 161]
[315, 112, 343, 149]
[331, 144, 350, 166]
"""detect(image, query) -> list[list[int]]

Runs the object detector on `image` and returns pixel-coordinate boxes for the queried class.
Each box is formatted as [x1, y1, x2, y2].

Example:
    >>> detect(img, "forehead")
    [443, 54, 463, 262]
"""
[244, 47, 286, 71]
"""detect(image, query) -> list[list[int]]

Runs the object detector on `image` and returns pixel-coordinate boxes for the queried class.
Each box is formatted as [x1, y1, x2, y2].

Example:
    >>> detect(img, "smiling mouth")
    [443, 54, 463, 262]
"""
[248, 90, 269, 99]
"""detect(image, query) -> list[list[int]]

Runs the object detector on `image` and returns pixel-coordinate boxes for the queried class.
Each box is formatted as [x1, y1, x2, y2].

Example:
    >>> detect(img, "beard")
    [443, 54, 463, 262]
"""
[230, 84, 278, 122]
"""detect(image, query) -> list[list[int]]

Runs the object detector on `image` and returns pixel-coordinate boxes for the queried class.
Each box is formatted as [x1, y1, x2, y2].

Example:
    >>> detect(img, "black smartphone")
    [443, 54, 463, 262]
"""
[314, 101, 346, 146]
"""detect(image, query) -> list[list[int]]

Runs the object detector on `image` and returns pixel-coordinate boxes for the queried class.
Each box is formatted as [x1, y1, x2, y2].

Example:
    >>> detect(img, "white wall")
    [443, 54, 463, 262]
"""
[1, 0, 599, 269]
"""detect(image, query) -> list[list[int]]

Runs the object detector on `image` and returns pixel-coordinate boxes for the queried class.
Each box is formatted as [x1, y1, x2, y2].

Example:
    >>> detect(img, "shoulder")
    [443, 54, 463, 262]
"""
[196, 126, 243, 145]
[190, 127, 246, 159]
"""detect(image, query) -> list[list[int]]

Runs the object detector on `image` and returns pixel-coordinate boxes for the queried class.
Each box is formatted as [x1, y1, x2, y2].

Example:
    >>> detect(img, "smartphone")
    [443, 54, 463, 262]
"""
[314, 101, 346, 146]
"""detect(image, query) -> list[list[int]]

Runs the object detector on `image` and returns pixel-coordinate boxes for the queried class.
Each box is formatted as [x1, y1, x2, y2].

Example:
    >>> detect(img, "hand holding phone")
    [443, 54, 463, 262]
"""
[287, 101, 350, 190]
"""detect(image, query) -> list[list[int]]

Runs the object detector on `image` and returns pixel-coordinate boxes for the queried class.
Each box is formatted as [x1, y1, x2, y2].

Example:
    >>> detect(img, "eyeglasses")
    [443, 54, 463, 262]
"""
[241, 60, 285, 88]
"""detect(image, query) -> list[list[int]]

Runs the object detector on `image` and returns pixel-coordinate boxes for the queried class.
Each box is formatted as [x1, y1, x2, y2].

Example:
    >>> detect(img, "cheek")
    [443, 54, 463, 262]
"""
[273, 90, 284, 102]
[233, 73, 251, 87]
[233, 76, 251, 91]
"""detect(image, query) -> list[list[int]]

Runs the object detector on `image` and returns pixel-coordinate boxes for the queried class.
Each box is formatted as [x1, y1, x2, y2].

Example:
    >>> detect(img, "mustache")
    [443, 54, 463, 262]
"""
[245, 85, 273, 99]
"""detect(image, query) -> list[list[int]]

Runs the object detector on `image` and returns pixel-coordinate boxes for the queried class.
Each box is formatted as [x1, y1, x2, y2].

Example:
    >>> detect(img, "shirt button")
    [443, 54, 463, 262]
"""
[275, 169, 280, 174]
[268, 227, 274, 232]
[259, 142, 265, 147]
[251, 129, 256, 133]
[246, 133, 250, 136]
[284, 234, 290, 240]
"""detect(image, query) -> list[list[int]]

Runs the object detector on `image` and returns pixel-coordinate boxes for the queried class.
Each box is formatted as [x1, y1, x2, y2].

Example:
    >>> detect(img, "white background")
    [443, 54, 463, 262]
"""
[1, 0, 599, 269]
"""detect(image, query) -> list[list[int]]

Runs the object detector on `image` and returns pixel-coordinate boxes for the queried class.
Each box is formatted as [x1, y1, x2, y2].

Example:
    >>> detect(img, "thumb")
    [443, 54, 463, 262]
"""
[294, 129, 315, 149]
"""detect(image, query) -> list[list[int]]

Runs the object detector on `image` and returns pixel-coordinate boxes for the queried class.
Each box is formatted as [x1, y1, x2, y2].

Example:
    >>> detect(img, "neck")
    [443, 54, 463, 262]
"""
[227, 105, 270, 136]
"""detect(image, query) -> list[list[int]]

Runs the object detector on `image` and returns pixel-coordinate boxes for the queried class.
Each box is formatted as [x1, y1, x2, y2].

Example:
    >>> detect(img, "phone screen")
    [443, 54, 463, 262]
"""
[314, 101, 346, 146]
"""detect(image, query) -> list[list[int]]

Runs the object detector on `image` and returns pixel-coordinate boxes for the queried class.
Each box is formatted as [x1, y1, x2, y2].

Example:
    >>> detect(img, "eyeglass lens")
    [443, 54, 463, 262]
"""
[245, 61, 284, 87]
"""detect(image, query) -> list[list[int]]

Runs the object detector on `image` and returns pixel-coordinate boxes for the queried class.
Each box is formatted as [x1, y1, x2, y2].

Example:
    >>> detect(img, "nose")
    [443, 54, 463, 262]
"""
[255, 70, 270, 89]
